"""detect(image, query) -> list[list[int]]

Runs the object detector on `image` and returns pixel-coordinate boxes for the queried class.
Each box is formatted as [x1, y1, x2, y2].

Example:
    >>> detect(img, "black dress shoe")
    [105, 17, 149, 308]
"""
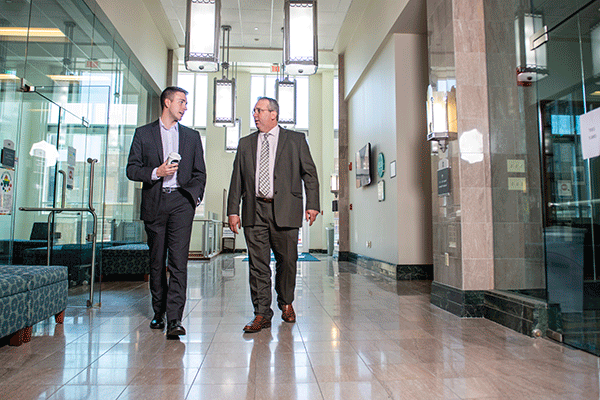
[166, 320, 186, 337]
[150, 313, 165, 330]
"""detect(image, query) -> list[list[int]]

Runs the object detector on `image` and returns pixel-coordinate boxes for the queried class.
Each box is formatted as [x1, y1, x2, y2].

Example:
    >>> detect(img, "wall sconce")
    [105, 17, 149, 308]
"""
[185, 0, 221, 72]
[276, 77, 297, 125]
[515, 13, 548, 86]
[284, 0, 318, 75]
[426, 85, 457, 152]
[225, 118, 241, 152]
[213, 25, 235, 127]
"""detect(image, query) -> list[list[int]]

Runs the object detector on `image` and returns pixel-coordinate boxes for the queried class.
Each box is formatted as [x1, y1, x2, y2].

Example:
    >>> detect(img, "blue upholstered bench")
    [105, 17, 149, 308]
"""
[22, 241, 128, 286]
[0, 265, 68, 346]
[100, 244, 150, 280]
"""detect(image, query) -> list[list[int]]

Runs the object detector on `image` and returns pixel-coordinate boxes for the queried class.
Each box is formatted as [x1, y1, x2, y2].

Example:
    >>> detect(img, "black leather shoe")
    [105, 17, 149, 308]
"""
[166, 320, 186, 337]
[150, 313, 165, 330]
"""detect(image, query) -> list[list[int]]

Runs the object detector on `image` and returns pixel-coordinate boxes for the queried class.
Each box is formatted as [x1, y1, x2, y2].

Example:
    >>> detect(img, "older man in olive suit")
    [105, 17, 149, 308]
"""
[227, 97, 320, 333]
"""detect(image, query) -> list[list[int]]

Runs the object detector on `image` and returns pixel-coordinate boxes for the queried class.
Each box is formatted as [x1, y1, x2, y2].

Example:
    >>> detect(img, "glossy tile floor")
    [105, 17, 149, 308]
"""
[1, 254, 599, 399]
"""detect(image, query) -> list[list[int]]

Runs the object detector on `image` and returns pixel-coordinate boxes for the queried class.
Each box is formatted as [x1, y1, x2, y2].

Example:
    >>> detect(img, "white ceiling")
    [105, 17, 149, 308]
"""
[158, 0, 353, 51]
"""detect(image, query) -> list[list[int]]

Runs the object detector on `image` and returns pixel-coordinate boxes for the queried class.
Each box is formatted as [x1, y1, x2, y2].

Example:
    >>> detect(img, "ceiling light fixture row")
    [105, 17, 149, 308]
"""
[184, 0, 318, 76]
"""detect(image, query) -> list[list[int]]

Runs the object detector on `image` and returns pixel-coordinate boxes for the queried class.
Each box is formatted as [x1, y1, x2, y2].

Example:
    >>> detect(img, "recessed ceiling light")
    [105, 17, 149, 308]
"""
[254, 27, 259, 31]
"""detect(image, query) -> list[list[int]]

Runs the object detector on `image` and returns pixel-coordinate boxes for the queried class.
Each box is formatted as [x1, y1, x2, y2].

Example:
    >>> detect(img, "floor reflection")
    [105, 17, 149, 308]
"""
[0, 253, 597, 399]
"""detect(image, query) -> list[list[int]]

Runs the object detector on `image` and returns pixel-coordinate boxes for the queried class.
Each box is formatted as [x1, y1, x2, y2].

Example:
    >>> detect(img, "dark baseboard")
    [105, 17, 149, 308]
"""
[430, 282, 485, 318]
[430, 282, 549, 337]
[345, 252, 432, 281]
[484, 290, 548, 337]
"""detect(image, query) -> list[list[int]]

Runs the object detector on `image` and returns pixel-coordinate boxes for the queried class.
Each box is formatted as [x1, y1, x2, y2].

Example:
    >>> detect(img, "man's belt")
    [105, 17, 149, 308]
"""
[162, 187, 179, 194]
[256, 197, 273, 203]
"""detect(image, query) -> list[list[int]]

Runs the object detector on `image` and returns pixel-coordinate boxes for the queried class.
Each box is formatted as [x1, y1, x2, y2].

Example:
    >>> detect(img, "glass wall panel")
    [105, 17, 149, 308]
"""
[0, 0, 159, 296]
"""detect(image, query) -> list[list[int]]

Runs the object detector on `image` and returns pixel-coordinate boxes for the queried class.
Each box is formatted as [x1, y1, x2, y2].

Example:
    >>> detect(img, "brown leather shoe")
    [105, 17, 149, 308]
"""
[281, 304, 296, 323]
[243, 315, 271, 333]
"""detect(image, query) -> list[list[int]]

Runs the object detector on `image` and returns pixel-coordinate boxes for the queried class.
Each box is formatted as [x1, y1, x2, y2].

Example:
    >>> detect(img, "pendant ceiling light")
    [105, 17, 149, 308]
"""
[185, 0, 221, 72]
[284, 0, 318, 75]
[213, 25, 236, 127]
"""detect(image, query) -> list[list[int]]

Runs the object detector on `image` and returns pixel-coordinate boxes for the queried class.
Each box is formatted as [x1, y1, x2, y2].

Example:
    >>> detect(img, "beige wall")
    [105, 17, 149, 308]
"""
[395, 34, 432, 265]
[94, 0, 169, 90]
[348, 37, 399, 262]
[338, 0, 411, 98]
[346, 34, 431, 265]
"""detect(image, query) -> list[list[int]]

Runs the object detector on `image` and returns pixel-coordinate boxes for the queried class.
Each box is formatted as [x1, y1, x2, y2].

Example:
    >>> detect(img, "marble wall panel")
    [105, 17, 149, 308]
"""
[459, 157, 486, 188]
[494, 222, 525, 259]
[463, 258, 494, 290]
[462, 222, 493, 259]
[461, 187, 489, 223]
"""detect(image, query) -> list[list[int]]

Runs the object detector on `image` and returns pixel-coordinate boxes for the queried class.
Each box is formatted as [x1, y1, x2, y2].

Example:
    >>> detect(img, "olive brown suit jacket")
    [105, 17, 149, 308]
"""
[227, 127, 320, 228]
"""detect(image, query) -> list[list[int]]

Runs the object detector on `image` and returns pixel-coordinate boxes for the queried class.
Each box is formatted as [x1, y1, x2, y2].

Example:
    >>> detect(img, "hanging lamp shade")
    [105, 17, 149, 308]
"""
[276, 78, 297, 125]
[214, 77, 236, 127]
[284, 0, 318, 75]
[185, 0, 221, 72]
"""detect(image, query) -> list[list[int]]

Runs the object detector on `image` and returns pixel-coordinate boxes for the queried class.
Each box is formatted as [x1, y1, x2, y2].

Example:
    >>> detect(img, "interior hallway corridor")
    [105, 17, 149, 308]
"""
[0, 254, 598, 399]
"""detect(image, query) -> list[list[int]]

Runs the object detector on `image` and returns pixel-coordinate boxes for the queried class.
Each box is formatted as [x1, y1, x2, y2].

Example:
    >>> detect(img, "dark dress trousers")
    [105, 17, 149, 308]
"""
[227, 127, 319, 319]
[127, 120, 206, 321]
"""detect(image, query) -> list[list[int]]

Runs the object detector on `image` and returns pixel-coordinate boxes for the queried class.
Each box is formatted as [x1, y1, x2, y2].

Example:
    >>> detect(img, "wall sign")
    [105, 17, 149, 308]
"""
[580, 107, 600, 159]
[0, 167, 13, 215]
[437, 158, 450, 196]
[377, 152, 385, 177]
[378, 180, 385, 201]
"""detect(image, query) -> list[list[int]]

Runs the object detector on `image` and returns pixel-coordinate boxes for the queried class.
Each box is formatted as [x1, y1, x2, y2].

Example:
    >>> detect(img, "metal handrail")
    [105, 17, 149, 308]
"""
[19, 158, 99, 307]
[548, 199, 600, 207]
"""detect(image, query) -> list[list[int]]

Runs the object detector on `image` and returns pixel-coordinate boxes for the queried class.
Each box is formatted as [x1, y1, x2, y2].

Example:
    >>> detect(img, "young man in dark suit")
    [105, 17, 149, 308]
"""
[227, 97, 320, 333]
[127, 86, 206, 338]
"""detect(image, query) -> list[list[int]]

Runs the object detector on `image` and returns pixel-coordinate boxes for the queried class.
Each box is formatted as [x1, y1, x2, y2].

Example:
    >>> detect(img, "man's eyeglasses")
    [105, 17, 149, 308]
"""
[253, 108, 272, 114]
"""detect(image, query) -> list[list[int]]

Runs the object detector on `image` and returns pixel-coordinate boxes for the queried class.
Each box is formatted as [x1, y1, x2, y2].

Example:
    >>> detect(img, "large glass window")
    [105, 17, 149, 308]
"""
[177, 72, 208, 128]
[250, 75, 309, 130]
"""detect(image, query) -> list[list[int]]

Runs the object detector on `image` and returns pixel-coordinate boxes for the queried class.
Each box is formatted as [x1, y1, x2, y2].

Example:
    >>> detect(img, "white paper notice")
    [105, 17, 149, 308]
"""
[579, 107, 600, 159]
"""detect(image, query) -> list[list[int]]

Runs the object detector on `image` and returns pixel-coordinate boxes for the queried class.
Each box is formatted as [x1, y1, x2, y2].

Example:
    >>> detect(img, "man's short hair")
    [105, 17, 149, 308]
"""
[257, 97, 279, 121]
[161, 86, 188, 110]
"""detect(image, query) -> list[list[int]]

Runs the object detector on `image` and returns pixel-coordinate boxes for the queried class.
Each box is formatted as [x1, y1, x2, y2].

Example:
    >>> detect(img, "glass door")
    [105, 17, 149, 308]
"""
[11, 85, 108, 306]
[535, 0, 600, 355]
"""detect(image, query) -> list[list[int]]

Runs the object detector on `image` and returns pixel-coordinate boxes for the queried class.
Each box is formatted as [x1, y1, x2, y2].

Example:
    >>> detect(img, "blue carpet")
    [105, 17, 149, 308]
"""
[242, 252, 319, 262]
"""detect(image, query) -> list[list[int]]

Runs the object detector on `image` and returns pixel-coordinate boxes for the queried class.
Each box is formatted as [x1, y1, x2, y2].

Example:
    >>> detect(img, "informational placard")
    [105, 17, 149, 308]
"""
[0, 167, 14, 215]
[437, 158, 450, 196]
[558, 180, 573, 198]
[67, 146, 76, 189]
[579, 107, 600, 159]
[378, 180, 385, 201]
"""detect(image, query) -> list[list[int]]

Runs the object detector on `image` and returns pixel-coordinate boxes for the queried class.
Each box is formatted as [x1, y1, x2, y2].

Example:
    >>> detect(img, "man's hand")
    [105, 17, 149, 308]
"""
[306, 209, 319, 226]
[156, 161, 178, 177]
[228, 215, 241, 234]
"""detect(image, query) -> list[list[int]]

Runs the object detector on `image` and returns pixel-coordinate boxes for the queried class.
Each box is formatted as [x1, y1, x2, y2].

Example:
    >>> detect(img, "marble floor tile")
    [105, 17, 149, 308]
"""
[47, 385, 127, 400]
[319, 381, 392, 400]
[0, 255, 597, 400]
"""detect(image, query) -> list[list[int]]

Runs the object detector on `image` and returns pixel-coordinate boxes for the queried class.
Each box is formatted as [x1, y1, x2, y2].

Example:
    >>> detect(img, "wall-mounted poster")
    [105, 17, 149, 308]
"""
[580, 107, 600, 159]
[0, 167, 14, 215]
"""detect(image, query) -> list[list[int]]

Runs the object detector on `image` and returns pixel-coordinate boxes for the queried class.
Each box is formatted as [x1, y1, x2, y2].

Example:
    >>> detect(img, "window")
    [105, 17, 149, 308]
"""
[250, 74, 309, 130]
[177, 72, 208, 128]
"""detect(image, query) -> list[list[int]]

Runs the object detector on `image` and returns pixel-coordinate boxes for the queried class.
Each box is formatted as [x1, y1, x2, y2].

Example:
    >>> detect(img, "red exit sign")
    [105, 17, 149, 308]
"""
[86, 60, 99, 68]
[271, 64, 280, 72]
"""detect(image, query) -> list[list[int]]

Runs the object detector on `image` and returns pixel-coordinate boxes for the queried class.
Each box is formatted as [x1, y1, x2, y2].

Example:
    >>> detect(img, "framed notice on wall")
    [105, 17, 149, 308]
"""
[0, 167, 14, 215]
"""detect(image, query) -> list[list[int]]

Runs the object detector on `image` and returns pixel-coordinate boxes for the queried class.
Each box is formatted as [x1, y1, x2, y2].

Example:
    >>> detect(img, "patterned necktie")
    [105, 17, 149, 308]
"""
[259, 133, 270, 197]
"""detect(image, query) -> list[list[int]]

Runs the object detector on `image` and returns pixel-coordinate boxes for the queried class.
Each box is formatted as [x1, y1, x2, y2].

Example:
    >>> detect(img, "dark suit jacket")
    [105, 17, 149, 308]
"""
[227, 127, 319, 228]
[126, 120, 206, 222]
